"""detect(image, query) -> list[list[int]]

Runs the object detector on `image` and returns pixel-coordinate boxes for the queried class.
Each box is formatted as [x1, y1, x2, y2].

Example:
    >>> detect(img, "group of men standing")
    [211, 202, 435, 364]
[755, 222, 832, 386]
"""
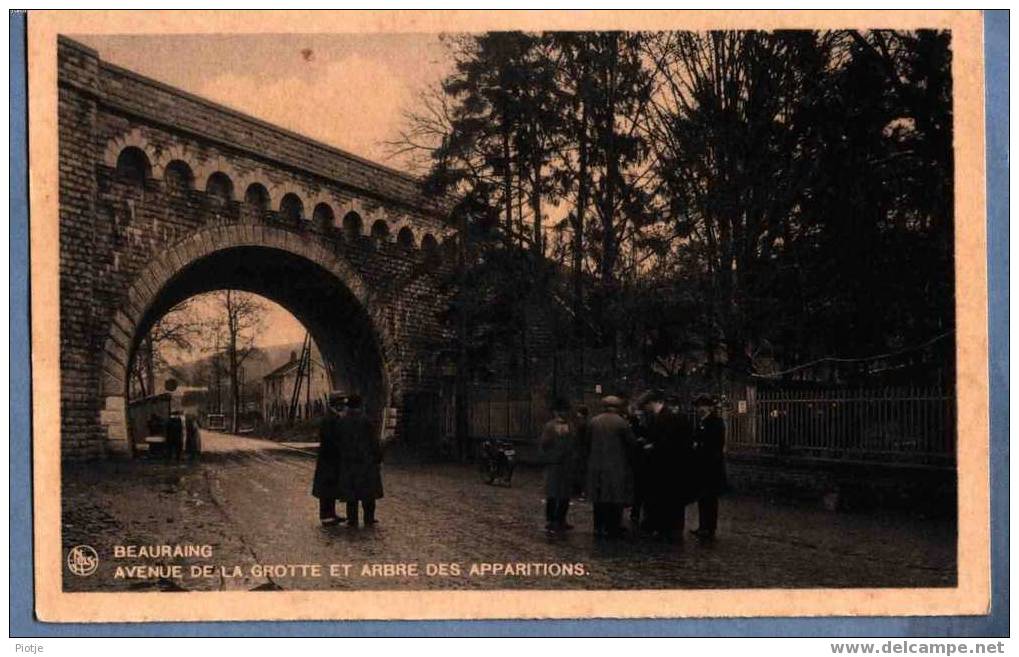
[309, 388, 724, 539]
[312, 392, 385, 527]
[540, 392, 726, 541]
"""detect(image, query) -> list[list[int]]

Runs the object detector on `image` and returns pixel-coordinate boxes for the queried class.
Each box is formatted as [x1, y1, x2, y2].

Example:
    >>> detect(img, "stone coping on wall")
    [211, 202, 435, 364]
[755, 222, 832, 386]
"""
[58, 35, 450, 220]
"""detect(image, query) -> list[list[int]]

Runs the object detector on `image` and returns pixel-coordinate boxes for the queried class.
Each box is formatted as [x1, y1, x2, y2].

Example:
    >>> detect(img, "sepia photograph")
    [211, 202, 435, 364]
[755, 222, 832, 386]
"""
[25, 10, 992, 623]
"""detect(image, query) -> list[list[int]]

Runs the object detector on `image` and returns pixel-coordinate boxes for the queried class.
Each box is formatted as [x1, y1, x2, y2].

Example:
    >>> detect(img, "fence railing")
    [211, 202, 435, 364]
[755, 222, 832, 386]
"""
[726, 386, 955, 463]
[466, 387, 546, 443]
[453, 383, 956, 465]
[461, 384, 610, 444]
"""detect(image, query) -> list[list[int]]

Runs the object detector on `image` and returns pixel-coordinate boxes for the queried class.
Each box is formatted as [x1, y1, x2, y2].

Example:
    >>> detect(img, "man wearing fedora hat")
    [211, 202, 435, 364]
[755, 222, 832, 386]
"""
[691, 394, 726, 538]
[336, 394, 384, 527]
[641, 391, 695, 542]
[312, 391, 347, 526]
[585, 395, 639, 538]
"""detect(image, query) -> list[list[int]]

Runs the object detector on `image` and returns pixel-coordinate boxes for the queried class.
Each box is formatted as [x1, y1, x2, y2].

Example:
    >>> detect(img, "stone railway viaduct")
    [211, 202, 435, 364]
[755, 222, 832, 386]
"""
[58, 36, 461, 459]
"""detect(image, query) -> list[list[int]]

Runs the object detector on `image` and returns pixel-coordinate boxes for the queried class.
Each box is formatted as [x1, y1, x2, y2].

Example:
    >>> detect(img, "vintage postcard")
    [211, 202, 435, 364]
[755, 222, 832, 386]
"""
[28, 10, 990, 622]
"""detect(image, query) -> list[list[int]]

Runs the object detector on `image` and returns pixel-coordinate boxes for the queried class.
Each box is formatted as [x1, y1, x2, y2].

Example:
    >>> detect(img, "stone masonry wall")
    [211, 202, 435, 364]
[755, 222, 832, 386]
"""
[57, 36, 570, 460]
[58, 37, 458, 459]
[59, 38, 107, 458]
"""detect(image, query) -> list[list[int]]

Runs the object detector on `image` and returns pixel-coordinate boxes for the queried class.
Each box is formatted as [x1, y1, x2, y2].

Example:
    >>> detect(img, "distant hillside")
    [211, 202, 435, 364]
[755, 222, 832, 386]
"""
[165, 340, 324, 386]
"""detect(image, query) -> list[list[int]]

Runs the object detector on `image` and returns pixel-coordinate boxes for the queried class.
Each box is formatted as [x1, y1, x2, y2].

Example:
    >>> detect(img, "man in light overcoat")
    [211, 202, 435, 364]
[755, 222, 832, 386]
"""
[586, 395, 639, 538]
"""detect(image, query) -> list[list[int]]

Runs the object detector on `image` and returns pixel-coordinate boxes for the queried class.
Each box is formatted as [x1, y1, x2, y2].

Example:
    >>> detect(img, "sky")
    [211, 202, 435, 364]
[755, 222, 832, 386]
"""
[75, 33, 453, 164]
[173, 293, 305, 362]
[76, 34, 454, 353]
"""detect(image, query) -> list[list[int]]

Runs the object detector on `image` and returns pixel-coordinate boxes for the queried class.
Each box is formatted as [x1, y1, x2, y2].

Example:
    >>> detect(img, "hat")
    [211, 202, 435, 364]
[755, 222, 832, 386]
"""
[601, 395, 625, 409]
[327, 391, 347, 405]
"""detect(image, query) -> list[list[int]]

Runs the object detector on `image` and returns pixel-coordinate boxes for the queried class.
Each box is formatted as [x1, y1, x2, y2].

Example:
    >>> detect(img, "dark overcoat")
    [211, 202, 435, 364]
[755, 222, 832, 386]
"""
[165, 416, 184, 453]
[184, 416, 202, 455]
[539, 418, 575, 500]
[585, 411, 637, 504]
[645, 407, 696, 505]
[628, 412, 651, 504]
[337, 410, 384, 501]
[312, 411, 345, 499]
[693, 412, 727, 495]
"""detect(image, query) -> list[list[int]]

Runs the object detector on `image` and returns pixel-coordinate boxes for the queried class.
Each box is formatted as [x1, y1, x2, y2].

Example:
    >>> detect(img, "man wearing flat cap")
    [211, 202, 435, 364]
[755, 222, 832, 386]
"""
[312, 391, 347, 526]
[585, 395, 639, 538]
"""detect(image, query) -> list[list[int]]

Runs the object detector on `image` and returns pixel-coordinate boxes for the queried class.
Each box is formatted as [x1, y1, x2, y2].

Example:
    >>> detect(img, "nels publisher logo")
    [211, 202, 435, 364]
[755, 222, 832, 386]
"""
[67, 545, 99, 577]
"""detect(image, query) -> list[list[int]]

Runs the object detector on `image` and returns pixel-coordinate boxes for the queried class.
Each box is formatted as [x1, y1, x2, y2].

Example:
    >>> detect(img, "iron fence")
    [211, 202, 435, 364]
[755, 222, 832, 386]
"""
[726, 386, 956, 463]
[466, 386, 547, 443]
[450, 382, 956, 466]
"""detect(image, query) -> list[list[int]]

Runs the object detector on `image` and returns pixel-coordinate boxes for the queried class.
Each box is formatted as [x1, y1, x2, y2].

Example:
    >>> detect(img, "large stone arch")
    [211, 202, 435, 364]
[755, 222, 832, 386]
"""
[97, 223, 403, 449]
[60, 39, 465, 459]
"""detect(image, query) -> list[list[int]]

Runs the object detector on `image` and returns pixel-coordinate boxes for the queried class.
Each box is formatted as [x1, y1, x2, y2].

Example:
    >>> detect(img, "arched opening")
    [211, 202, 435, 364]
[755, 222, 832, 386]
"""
[205, 172, 234, 203]
[115, 147, 151, 185]
[421, 233, 439, 263]
[397, 226, 416, 249]
[342, 211, 363, 239]
[117, 242, 390, 453]
[280, 193, 304, 222]
[163, 160, 194, 192]
[244, 183, 271, 213]
[371, 219, 390, 242]
[313, 203, 335, 231]
[128, 291, 349, 432]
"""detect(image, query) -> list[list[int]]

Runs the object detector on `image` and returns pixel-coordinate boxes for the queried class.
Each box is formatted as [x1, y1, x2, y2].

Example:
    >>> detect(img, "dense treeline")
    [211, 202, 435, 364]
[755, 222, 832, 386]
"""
[391, 30, 954, 390]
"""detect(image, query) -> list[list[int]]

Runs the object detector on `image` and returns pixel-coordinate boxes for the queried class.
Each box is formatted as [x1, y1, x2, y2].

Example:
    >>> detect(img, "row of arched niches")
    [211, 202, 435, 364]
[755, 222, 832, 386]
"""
[104, 139, 451, 254]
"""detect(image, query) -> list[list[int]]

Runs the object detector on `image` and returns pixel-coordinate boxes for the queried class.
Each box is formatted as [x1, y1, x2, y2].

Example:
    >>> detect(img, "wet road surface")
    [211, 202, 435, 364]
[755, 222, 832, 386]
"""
[63, 432, 956, 592]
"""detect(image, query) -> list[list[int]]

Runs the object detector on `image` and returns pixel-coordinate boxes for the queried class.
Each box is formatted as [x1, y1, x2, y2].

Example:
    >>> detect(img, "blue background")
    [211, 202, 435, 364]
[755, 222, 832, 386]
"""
[8, 10, 1008, 637]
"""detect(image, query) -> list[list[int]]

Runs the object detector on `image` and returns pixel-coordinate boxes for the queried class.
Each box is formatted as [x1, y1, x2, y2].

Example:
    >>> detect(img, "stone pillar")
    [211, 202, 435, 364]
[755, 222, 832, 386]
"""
[99, 395, 131, 457]
[58, 37, 104, 459]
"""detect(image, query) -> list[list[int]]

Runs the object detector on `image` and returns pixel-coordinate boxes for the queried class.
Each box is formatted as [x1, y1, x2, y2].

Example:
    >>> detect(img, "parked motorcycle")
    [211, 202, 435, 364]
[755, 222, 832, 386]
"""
[478, 439, 516, 486]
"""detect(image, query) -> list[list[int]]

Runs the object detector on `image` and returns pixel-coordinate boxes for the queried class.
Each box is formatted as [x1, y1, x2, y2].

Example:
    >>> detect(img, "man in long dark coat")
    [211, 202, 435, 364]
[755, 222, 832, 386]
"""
[539, 399, 576, 532]
[691, 395, 726, 539]
[586, 396, 638, 538]
[627, 404, 651, 531]
[337, 394, 384, 527]
[312, 392, 346, 526]
[642, 393, 695, 541]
